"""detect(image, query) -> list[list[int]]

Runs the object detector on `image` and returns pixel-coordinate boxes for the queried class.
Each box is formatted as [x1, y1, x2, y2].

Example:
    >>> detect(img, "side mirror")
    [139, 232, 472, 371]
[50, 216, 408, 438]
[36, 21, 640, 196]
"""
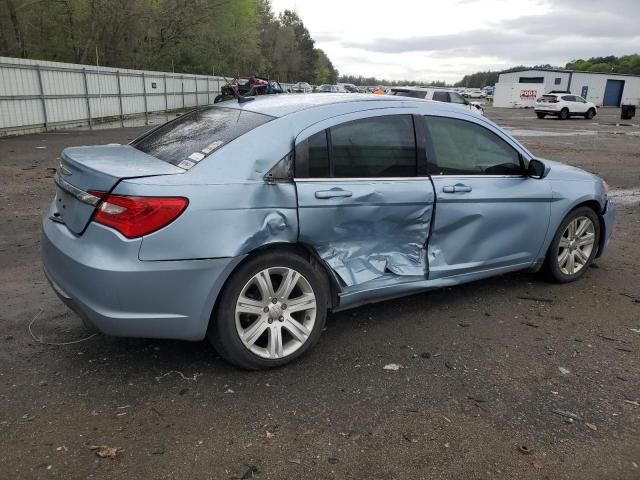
[527, 159, 548, 179]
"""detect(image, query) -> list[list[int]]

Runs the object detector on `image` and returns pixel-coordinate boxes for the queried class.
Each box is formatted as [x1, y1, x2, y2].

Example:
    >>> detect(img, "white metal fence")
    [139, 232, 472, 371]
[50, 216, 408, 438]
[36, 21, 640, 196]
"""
[0, 57, 294, 136]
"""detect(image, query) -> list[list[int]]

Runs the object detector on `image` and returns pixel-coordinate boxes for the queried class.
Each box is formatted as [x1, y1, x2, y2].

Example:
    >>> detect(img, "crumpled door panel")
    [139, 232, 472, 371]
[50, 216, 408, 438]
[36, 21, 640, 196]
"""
[296, 180, 434, 286]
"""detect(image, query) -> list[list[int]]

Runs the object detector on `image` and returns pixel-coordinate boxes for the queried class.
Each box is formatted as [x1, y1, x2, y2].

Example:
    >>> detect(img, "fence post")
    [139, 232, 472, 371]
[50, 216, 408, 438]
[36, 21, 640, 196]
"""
[35, 65, 48, 131]
[194, 75, 198, 107]
[206, 76, 210, 105]
[82, 68, 92, 129]
[163, 74, 168, 113]
[116, 70, 124, 128]
[141, 72, 149, 125]
[181, 75, 185, 109]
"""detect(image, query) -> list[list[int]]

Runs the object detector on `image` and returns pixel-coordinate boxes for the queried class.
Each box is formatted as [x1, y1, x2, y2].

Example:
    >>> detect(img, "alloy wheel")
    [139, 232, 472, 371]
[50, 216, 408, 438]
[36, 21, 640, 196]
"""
[556, 216, 596, 275]
[235, 267, 317, 359]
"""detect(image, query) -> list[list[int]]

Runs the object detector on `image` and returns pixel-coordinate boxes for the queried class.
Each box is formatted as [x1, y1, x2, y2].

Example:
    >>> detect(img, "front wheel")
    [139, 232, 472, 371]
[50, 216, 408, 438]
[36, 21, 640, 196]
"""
[544, 207, 600, 283]
[584, 108, 596, 119]
[209, 251, 328, 369]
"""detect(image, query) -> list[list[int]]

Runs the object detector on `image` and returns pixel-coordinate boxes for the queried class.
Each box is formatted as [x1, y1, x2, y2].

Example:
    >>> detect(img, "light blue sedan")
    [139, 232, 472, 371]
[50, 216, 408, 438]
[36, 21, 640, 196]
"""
[42, 94, 616, 369]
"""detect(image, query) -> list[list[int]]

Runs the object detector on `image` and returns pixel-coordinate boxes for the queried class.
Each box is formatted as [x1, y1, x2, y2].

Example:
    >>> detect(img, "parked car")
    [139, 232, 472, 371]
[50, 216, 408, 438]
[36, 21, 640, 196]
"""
[43, 94, 615, 369]
[535, 93, 597, 120]
[316, 84, 340, 93]
[390, 87, 485, 115]
[292, 82, 312, 93]
[459, 89, 484, 98]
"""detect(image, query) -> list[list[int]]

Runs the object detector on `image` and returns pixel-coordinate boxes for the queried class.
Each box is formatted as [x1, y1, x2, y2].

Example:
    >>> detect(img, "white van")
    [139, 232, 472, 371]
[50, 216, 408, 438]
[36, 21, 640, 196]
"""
[390, 87, 485, 115]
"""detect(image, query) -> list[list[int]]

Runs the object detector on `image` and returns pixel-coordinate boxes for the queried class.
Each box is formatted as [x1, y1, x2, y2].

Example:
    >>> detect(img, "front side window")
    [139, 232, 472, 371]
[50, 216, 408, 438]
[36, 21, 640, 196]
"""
[448, 92, 467, 104]
[331, 115, 417, 177]
[425, 116, 522, 175]
[561, 95, 575, 102]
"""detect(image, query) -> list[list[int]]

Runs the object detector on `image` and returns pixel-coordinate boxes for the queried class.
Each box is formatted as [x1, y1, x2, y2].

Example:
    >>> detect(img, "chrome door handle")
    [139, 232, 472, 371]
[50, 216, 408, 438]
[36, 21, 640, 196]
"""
[442, 184, 472, 193]
[315, 189, 353, 199]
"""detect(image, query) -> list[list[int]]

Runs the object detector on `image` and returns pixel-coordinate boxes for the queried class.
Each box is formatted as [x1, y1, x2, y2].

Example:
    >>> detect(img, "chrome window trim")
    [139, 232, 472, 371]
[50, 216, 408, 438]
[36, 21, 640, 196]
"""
[54, 173, 102, 206]
[430, 174, 525, 179]
[294, 176, 432, 182]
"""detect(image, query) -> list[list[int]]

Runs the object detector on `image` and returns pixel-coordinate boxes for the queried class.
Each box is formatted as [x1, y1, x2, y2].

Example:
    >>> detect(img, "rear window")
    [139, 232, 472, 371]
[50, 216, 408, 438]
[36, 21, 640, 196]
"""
[132, 107, 273, 167]
[392, 90, 427, 99]
[541, 95, 558, 100]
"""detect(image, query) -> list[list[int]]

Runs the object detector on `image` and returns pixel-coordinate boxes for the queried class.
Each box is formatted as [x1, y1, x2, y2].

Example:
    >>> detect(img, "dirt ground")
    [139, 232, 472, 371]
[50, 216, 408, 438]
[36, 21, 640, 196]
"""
[0, 106, 639, 480]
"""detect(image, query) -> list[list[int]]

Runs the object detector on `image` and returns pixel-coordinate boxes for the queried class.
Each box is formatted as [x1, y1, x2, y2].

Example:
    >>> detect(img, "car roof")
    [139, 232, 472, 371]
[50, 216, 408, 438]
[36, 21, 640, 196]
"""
[217, 93, 430, 118]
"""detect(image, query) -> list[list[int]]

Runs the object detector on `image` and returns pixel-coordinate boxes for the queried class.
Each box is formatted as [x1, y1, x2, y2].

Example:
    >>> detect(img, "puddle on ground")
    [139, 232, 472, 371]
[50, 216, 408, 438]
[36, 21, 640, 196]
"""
[609, 189, 640, 205]
[507, 128, 598, 137]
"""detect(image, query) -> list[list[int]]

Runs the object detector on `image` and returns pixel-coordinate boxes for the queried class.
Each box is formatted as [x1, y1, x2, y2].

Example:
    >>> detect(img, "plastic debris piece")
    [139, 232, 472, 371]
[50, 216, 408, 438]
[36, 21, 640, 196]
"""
[383, 364, 401, 371]
[88, 445, 119, 459]
[558, 367, 571, 375]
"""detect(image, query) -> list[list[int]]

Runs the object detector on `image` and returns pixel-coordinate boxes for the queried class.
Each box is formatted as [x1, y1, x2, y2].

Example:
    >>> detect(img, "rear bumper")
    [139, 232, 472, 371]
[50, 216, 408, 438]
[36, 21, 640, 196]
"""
[597, 200, 616, 258]
[42, 216, 243, 341]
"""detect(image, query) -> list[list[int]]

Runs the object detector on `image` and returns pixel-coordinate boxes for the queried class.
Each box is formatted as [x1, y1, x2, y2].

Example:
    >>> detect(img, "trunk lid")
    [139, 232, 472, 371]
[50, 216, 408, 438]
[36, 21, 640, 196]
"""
[53, 144, 184, 234]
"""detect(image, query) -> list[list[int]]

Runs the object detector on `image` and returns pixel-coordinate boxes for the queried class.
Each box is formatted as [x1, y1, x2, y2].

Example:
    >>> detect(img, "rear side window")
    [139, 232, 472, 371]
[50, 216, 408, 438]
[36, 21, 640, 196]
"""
[392, 90, 427, 99]
[331, 116, 417, 177]
[448, 92, 466, 104]
[432, 91, 449, 102]
[132, 107, 273, 166]
[296, 115, 417, 178]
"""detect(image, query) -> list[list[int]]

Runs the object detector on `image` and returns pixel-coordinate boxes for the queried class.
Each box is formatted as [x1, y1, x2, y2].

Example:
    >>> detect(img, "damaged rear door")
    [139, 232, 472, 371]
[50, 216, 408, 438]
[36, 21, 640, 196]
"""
[294, 113, 435, 287]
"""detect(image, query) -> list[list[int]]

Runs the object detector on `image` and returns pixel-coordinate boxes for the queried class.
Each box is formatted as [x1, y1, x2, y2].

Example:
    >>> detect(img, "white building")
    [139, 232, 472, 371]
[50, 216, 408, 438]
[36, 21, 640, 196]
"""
[494, 68, 640, 108]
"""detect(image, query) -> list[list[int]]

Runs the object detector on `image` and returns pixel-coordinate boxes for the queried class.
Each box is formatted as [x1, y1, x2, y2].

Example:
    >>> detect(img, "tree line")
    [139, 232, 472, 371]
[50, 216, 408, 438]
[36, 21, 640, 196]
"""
[0, 0, 339, 84]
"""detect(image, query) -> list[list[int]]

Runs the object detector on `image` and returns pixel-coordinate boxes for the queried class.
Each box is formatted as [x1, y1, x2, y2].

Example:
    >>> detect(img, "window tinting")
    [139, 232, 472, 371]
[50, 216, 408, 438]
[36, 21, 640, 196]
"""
[132, 107, 273, 165]
[331, 115, 417, 177]
[426, 116, 522, 175]
[308, 131, 330, 177]
[392, 90, 428, 99]
[448, 92, 467, 104]
[432, 91, 449, 102]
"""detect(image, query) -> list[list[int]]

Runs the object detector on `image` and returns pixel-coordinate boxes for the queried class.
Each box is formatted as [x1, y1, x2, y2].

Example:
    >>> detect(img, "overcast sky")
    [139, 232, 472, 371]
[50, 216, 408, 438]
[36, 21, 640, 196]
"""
[270, 0, 640, 82]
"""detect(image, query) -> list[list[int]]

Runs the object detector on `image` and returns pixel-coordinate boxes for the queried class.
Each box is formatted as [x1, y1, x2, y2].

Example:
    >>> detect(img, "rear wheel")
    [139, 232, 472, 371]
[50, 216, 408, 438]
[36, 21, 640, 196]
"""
[536, 112, 546, 119]
[544, 207, 600, 283]
[559, 108, 569, 120]
[584, 108, 595, 119]
[210, 251, 328, 370]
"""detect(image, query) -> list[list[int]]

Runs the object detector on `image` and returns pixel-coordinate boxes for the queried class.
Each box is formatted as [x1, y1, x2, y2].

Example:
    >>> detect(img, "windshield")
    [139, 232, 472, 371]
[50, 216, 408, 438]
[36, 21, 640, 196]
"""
[132, 107, 273, 167]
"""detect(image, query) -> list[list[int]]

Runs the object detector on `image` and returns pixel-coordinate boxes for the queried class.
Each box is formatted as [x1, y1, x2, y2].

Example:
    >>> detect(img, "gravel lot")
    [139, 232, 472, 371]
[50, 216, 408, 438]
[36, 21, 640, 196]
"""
[0, 106, 639, 479]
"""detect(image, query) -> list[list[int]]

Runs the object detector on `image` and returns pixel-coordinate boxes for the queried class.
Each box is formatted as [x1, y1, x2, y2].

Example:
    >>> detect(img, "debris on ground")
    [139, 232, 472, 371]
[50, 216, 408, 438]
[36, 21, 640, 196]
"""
[585, 423, 597, 431]
[516, 296, 554, 303]
[531, 458, 543, 470]
[420, 352, 431, 359]
[154, 370, 202, 382]
[328, 457, 338, 464]
[241, 464, 259, 479]
[521, 321, 540, 328]
[88, 445, 120, 459]
[551, 409, 581, 421]
[558, 367, 571, 375]
[518, 445, 533, 455]
[266, 431, 275, 439]
[383, 364, 402, 371]
[457, 322, 471, 327]
[287, 459, 301, 465]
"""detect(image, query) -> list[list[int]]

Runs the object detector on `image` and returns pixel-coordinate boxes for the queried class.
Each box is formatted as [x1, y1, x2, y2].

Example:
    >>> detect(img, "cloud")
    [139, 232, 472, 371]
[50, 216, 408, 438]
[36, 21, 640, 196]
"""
[341, 0, 640, 69]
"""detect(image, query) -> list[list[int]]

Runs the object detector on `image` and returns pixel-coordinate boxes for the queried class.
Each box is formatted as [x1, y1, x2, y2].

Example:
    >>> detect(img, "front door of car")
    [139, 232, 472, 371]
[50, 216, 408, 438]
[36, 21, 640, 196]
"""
[574, 96, 589, 113]
[294, 113, 435, 288]
[422, 115, 553, 280]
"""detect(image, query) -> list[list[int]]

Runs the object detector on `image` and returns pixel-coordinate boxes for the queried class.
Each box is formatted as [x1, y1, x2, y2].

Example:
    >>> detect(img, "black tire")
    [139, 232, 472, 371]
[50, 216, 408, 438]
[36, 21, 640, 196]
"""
[209, 251, 329, 370]
[213, 94, 223, 104]
[559, 108, 569, 120]
[584, 108, 595, 119]
[536, 112, 546, 119]
[544, 206, 600, 283]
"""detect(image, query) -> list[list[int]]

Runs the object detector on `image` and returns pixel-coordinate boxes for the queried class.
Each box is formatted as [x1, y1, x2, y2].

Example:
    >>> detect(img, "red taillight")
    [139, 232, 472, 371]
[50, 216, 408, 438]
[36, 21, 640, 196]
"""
[92, 194, 188, 239]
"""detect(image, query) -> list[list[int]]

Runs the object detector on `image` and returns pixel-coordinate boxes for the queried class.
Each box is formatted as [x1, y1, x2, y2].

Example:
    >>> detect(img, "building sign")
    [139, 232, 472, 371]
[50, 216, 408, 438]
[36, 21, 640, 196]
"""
[520, 90, 538, 98]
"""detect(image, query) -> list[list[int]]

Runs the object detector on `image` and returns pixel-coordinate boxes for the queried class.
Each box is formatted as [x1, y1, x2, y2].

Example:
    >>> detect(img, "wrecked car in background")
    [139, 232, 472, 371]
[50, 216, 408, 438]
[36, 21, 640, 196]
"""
[42, 94, 616, 369]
